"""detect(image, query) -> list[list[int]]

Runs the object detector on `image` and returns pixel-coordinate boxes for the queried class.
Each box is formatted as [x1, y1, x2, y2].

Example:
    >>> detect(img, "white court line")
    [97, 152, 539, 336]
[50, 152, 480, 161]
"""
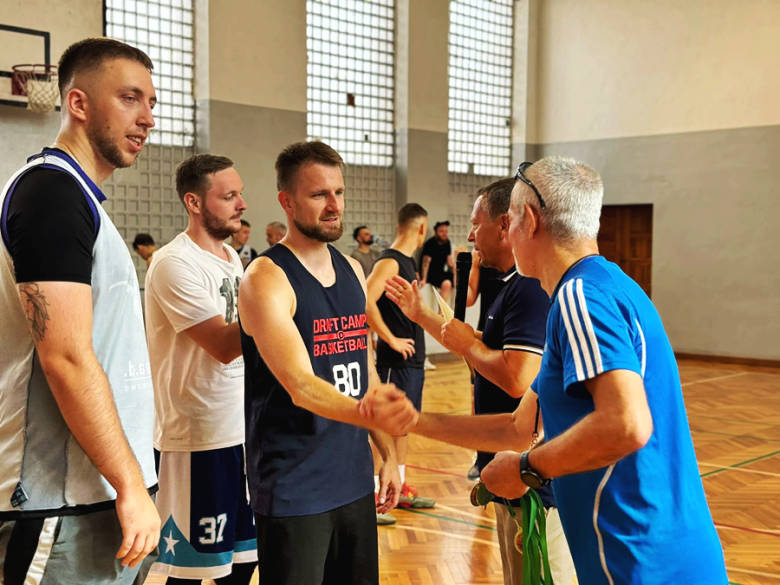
[698, 462, 780, 479]
[727, 566, 780, 580]
[681, 372, 747, 387]
[389, 524, 499, 548]
[432, 503, 497, 524]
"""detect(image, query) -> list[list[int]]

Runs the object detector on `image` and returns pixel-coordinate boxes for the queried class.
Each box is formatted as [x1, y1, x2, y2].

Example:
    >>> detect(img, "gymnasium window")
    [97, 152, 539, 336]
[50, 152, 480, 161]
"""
[105, 0, 196, 147]
[448, 0, 513, 176]
[306, 0, 395, 167]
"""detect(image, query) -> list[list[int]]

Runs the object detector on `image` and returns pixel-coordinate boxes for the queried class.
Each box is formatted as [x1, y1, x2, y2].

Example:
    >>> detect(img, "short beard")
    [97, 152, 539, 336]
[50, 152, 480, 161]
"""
[293, 218, 344, 243]
[87, 122, 133, 169]
[202, 203, 239, 241]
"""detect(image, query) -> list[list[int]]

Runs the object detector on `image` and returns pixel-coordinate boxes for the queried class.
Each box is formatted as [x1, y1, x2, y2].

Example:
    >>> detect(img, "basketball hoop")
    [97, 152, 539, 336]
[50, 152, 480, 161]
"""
[12, 64, 59, 113]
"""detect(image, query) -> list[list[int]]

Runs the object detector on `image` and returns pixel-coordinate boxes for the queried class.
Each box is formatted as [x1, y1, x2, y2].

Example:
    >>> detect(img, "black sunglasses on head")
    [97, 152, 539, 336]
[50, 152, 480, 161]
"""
[514, 162, 547, 210]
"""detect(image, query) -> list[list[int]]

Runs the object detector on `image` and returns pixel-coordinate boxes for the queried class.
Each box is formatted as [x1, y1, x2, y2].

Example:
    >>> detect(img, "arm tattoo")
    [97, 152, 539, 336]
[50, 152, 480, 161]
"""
[19, 283, 51, 343]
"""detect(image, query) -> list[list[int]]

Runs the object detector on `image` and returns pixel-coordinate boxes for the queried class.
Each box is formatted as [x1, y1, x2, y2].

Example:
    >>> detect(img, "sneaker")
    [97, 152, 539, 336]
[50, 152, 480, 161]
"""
[424, 357, 437, 371]
[377, 511, 396, 525]
[467, 464, 480, 481]
[397, 483, 436, 508]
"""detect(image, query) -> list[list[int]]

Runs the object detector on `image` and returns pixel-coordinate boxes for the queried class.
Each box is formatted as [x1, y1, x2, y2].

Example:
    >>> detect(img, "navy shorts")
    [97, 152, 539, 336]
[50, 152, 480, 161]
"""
[152, 446, 257, 580]
[376, 366, 425, 411]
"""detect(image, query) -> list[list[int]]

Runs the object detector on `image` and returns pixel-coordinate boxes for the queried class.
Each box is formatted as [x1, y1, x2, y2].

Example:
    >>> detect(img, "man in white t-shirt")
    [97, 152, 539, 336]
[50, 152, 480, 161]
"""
[144, 154, 257, 584]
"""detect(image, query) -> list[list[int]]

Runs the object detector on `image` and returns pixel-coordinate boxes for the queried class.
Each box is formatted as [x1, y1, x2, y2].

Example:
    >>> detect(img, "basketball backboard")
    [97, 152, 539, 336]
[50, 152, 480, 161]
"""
[0, 23, 59, 109]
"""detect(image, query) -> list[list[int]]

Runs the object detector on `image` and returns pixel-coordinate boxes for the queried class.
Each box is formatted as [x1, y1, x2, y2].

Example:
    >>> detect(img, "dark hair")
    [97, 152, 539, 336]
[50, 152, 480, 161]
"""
[275, 141, 344, 192]
[398, 203, 428, 228]
[175, 154, 234, 204]
[353, 225, 368, 241]
[434, 221, 450, 231]
[240, 219, 251, 228]
[58, 38, 153, 100]
[477, 177, 515, 221]
[132, 233, 155, 250]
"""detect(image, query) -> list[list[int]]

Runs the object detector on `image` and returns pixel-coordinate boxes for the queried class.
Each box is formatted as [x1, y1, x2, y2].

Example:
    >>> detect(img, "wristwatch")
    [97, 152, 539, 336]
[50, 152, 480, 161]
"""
[519, 451, 550, 489]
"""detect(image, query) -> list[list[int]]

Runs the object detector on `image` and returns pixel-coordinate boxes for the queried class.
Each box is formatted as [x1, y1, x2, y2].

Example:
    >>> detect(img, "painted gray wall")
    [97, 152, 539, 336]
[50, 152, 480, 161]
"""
[535, 125, 780, 360]
[0, 108, 60, 185]
[204, 100, 306, 241]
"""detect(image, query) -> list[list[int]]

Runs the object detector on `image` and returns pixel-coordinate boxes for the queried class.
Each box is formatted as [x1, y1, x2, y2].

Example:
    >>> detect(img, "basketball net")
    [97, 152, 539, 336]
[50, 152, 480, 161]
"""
[12, 65, 59, 114]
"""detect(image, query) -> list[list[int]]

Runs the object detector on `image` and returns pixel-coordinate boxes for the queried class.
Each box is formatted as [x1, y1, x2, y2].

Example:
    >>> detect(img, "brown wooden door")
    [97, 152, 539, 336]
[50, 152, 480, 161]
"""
[598, 204, 653, 297]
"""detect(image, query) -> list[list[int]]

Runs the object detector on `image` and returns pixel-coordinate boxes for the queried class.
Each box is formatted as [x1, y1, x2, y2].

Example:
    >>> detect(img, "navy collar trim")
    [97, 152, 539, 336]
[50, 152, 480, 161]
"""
[500, 266, 518, 282]
[28, 148, 107, 203]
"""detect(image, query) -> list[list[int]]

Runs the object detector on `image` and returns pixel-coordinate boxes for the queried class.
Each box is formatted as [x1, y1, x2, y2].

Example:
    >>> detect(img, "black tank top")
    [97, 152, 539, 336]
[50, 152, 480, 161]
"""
[241, 244, 374, 517]
[375, 249, 426, 369]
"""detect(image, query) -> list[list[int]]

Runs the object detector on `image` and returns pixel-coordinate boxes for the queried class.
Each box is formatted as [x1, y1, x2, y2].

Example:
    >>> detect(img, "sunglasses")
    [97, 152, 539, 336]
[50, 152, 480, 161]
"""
[514, 162, 547, 211]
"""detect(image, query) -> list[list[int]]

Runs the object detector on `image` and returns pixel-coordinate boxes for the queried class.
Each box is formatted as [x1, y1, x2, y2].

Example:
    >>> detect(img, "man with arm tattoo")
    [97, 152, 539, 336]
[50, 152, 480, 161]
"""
[0, 38, 160, 584]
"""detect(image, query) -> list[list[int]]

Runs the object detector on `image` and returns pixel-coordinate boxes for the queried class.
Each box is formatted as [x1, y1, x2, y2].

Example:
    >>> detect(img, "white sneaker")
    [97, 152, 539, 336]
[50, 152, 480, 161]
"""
[424, 358, 436, 370]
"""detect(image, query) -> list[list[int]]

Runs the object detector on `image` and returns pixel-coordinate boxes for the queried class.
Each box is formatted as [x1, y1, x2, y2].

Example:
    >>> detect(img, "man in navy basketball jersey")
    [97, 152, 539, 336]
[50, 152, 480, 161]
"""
[238, 141, 418, 585]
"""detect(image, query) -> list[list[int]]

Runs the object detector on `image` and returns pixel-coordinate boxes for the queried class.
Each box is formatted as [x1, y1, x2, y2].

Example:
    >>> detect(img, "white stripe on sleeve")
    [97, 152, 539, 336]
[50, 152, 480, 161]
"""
[503, 344, 544, 355]
[576, 278, 604, 375]
[636, 319, 646, 378]
[566, 280, 595, 378]
[557, 284, 585, 381]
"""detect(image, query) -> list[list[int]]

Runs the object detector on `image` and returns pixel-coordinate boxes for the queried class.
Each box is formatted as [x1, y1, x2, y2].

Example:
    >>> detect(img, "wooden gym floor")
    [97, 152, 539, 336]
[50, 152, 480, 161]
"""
[148, 357, 780, 585]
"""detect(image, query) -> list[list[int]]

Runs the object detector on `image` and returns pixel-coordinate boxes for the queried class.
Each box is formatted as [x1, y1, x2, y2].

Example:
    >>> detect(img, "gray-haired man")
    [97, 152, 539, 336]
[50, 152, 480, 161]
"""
[365, 156, 728, 584]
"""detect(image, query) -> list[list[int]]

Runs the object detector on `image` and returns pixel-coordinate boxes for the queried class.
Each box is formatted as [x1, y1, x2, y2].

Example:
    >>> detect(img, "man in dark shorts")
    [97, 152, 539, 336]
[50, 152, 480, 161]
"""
[365, 178, 574, 585]
[238, 141, 417, 585]
[0, 38, 160, 583]
[420, 220, 454, 303]
[365, 203, 435, 523]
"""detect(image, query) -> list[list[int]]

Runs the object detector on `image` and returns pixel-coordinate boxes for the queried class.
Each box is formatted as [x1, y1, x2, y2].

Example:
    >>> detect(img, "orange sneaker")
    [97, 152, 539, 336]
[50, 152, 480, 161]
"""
[397, 483, 435, 508]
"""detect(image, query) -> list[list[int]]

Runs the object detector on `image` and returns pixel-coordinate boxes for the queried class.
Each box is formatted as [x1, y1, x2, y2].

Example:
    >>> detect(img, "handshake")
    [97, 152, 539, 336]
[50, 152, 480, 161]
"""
[358, 384, 419, 436]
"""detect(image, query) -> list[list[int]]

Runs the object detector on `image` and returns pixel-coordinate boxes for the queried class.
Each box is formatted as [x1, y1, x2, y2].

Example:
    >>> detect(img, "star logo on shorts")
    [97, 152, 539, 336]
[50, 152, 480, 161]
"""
[164, 531, 179, 555]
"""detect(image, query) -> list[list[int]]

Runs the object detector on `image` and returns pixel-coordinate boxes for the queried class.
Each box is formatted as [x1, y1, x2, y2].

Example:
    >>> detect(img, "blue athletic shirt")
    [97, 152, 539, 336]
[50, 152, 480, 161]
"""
[533, 256, 727, 584]
[241, 244, 374, 517]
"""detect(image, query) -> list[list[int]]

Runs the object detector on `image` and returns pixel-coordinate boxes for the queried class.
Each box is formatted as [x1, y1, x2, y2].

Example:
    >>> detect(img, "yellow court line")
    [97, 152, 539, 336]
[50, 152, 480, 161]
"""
[727, 566, 780, 580]
[698, 462, 780, 479]
[432, 502, 498, 524]
[681, 372, 747, 387]
[389, 524, 500, 548]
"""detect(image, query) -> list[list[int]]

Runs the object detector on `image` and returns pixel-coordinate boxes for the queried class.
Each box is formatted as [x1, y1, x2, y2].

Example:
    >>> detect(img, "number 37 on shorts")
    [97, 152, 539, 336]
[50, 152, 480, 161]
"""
[333, 362, 361, 397]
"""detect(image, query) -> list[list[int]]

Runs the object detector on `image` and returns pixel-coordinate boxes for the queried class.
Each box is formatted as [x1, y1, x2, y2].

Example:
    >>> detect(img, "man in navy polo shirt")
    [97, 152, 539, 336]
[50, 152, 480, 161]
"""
[370, 178, 574, 585]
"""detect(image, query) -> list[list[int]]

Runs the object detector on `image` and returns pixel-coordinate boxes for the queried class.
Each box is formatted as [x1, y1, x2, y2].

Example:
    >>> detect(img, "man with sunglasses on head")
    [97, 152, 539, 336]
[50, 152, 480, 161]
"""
[364, 157, 728, 585]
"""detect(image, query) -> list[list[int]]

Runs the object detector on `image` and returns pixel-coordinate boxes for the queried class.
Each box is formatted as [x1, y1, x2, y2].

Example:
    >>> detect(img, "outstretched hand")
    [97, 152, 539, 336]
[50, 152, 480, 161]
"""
[359, 384, 419, 436]
[384, 276, 425, 323]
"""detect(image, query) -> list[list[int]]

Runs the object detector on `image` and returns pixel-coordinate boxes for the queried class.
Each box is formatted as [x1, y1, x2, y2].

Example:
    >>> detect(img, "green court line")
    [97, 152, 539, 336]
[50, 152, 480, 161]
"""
[701, 449, 780, 479]
[398, 507, 497, 532]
